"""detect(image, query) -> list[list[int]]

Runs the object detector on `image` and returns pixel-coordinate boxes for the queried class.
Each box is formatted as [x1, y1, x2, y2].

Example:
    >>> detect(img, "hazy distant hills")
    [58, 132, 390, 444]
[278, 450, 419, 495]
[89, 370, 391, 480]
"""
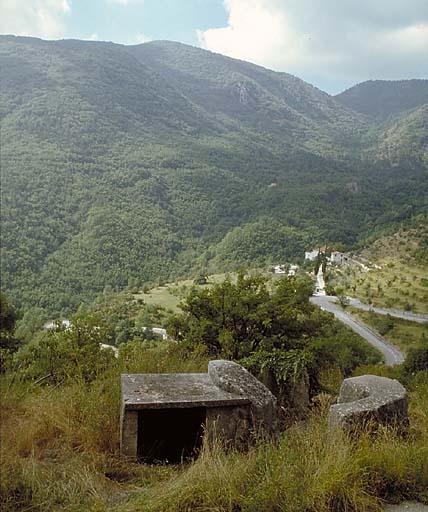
[336, 79, 428, 167]
[128, 41, 369, 153]
[336, 79, 428, 120]
[1, 36, 427, 314]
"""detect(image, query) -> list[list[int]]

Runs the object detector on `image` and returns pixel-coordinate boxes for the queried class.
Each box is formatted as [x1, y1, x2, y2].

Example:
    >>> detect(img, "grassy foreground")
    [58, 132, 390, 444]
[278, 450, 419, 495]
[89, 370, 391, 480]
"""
[1, 343, 427, 512]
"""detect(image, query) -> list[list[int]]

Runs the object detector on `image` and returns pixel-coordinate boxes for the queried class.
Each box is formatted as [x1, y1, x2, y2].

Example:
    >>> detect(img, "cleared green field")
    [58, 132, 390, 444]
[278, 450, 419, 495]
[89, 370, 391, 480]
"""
[134, 270, 288, 312]
[134, 273, 236, 311]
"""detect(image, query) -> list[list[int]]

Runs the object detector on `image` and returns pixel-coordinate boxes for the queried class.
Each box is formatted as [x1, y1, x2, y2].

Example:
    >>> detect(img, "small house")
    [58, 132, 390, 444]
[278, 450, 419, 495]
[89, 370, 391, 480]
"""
[273, 264, 286, 274]
[329, 252, 347, 265]
[288, 264, 299, 276]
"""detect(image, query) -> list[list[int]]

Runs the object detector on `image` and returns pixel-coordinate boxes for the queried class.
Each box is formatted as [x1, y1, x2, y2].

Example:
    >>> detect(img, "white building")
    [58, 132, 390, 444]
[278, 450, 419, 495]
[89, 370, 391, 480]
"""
[329, 251, 347, 265]
[288, 264, 299, 276]
[43, 319, 71, 330]
[100, 343, 119, 358]
[273, 264, 286, 274]
[305, 249, 320, 261]
[142, 326, 168, 340]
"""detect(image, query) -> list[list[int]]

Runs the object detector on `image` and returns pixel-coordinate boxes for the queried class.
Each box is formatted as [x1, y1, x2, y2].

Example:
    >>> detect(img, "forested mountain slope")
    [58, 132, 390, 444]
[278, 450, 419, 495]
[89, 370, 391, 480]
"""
[377, 104, 428, 167]
[1, 36, 427, 315]
[336, 79, 428, 120]
[127, 41, 369, 155]
[336, 79, 428, 166]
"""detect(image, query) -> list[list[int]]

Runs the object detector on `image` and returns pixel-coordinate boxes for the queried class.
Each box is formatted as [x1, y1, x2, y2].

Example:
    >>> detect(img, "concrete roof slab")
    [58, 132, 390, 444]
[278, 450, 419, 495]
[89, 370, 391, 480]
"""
[122, 373, 251, 410]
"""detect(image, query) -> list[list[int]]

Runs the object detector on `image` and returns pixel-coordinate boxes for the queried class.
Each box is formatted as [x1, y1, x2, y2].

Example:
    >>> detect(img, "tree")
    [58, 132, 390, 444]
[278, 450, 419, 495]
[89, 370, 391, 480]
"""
[16, 312, 116, 383]
[167, 272, 324, 360]
[15, 307, 46, 343]
[0, 293, 20, 351]
[337, 294, 350, 308]
[115, 318, 136, 345]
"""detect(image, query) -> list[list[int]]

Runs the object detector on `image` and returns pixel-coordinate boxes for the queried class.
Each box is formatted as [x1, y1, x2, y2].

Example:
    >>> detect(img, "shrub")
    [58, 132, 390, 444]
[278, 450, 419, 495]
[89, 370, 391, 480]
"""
[403, 342, 428, 375]
[15, 314, 117, 384]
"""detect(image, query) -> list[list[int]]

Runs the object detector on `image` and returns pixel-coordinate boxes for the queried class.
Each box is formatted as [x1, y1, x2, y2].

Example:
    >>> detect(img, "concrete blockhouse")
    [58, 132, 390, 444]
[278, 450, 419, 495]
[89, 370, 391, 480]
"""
[120, 360, 277, 462]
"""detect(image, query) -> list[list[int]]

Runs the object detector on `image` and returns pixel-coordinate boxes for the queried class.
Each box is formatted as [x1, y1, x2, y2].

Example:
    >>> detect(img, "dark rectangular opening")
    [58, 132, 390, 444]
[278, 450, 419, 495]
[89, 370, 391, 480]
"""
[137, 407, 206, 463]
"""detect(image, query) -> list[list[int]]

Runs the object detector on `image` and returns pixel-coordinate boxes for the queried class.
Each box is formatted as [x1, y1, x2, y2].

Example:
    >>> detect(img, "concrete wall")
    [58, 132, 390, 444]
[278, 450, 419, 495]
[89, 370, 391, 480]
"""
[205, 405, 252, 448]
[121, 366, 410, 463]
[120, 409, 138, 457]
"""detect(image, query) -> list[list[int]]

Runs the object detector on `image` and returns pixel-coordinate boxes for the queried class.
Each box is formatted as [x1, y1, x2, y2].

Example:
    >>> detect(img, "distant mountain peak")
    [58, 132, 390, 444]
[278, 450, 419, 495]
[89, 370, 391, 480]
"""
[336, 79, 428, 119]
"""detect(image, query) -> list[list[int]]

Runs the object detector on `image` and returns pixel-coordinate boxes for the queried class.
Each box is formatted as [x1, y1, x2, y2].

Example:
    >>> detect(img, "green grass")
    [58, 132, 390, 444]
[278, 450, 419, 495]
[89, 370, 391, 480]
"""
[1, 342, 427, 512]
[330, 261, 428, 314]
[125, 400, 428, 512]
[135, 283, 183, 311]
[133, 273, 236, 312]
[328, 225, 428, 314]
[134, 271, 284, 312]
[347, 308, 427, 354]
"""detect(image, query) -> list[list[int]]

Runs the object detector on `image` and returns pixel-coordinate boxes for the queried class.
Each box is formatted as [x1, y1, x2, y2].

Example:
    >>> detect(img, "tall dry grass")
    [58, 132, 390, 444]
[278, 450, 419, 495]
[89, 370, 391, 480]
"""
[123, 384, 428, 512]
[1, 344, 427, 512]
[0, 343, 208, 511]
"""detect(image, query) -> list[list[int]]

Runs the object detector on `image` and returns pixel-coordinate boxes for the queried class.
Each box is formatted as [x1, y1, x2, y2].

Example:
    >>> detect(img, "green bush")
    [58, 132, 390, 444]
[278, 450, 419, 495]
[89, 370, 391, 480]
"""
[15, 314, 116, 384]
[403, 341, 428, 375]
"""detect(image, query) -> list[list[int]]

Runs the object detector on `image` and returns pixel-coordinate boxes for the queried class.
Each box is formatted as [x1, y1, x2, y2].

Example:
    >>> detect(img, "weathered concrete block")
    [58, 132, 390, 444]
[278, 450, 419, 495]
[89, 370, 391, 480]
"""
[205, 405, 251, 448]
[329, 375, 408, 432]
[208, 360, 278, 435]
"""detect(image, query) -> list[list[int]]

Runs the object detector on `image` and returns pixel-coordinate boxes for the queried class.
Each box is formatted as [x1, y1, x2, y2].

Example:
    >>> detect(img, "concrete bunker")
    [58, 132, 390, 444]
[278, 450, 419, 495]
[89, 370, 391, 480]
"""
[121, 361, 277, 462]
[329, 375, 408, 432]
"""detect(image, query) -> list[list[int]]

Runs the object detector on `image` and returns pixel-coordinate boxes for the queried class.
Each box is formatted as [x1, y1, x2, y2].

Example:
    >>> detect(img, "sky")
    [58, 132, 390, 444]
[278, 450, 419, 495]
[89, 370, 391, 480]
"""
[1, 0, 427, 94]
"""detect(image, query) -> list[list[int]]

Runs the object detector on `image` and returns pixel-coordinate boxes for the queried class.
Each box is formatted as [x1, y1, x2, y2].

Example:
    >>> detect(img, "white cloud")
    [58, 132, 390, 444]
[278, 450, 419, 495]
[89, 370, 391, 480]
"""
[0, 0, 71, 39]
[85, 33, 99, 41]
[197, 0, 428, 89]
[120, 32, 151, 45]
[197, 0, 288, 67]
[134, 32, 151, 44]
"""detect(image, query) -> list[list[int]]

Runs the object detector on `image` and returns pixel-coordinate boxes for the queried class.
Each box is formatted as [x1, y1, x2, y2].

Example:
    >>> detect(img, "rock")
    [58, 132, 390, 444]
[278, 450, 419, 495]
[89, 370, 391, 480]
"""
[329, 375, 408, 432]
[208, 360, 278, 435]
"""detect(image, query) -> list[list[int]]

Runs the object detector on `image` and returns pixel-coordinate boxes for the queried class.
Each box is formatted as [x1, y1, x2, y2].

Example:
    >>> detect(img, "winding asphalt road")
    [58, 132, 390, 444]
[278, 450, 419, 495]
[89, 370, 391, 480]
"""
[310, 295, 405, 366]
[344, 297, 428, 324]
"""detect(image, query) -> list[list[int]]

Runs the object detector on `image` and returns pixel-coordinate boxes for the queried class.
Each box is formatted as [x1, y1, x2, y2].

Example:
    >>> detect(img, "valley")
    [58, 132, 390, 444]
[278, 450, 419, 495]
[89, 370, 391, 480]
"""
[1, 34, 427, 512]
[1, 36, 427, 316]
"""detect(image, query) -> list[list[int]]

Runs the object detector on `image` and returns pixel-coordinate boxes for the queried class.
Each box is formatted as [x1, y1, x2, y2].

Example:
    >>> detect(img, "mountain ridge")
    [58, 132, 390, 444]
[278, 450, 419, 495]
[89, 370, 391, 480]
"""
[1, 36, 427, 315]
[335, 79, 428, 120]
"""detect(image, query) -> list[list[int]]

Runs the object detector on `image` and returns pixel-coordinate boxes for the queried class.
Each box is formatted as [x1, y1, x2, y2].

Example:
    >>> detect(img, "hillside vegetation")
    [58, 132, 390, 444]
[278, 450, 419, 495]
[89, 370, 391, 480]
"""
[336, 79, 428, 120]
[1, 273, 427, 512]
[336, 79, 428, 167]
[327, 218, 428, 313]
[348, 308, 427, 354]
[1, 36, 427, 316]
